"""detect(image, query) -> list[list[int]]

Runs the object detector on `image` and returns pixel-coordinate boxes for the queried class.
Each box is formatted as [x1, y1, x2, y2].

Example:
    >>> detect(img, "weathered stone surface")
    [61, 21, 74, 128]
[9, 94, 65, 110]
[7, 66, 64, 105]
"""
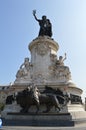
[1, 36, 84, 121]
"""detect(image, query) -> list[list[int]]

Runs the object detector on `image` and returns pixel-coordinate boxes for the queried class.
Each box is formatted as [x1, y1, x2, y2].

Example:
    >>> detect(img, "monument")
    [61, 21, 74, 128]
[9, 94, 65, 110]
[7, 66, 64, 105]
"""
[1, 10, 86, 126]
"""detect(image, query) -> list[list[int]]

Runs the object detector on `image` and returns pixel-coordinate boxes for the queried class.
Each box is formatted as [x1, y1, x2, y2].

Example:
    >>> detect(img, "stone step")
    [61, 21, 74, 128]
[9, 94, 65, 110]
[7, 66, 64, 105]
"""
[2, 119, 74, 127]
[2, 112, 74, 126]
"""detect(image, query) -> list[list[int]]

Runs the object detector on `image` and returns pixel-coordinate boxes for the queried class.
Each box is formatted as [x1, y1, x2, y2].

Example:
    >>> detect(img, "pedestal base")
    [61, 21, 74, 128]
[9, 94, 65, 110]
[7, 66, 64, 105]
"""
[2, 113, 74, 126]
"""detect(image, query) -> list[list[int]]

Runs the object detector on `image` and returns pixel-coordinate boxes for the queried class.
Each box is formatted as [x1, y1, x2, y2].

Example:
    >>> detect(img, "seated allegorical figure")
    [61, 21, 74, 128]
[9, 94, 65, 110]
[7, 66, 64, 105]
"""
[56, 53, 67, 66]
[16, 57, 31, 78]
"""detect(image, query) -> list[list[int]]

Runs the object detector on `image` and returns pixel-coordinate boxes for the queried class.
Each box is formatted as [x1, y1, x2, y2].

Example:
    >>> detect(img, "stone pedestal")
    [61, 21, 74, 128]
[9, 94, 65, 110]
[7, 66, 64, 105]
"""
[2, 113, 74, 126]
[1, 36, 85, 122]
[14, 36, 71, 87]
[13, 36, 83, 104]
[29, 36, 59, 83]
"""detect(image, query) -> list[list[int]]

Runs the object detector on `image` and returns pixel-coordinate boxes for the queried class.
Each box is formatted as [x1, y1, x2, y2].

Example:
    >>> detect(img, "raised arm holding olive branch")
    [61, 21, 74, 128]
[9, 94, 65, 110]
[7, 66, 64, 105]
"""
[33, 10, 52, 37]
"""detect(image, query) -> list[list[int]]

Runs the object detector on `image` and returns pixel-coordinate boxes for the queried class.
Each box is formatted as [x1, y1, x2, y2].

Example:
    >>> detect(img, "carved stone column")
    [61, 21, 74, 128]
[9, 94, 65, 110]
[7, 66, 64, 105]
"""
[29, 36, 59, 84]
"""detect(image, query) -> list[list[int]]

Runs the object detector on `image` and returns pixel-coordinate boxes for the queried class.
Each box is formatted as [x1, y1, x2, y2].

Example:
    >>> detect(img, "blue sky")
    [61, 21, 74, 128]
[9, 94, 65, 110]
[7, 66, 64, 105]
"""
[0, 0, 86, 100]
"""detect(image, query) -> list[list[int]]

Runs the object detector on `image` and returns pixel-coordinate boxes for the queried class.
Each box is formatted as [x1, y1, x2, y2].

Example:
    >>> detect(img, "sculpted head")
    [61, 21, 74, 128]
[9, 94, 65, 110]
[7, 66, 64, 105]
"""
[42, 15, 47, 20]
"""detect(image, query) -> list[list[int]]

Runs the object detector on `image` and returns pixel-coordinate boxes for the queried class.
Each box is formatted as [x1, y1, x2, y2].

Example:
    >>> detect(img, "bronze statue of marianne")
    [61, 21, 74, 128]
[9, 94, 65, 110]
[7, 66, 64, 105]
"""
[33, 10, 52, 37]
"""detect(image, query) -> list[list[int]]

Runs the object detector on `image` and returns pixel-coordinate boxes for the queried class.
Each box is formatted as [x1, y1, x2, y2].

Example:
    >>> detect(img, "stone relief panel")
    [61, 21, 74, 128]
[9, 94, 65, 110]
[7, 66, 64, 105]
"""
[34, 42, 50, 56]
[55, 66, 71, 81]
[32, 73, 46, 84]
[49, 65, 71, 82]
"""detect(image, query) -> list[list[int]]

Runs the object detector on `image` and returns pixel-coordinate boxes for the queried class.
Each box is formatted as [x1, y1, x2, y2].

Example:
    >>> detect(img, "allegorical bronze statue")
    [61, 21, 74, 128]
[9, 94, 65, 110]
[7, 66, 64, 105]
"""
[15, 86, 69, 113]
[33, 10, 52, 37]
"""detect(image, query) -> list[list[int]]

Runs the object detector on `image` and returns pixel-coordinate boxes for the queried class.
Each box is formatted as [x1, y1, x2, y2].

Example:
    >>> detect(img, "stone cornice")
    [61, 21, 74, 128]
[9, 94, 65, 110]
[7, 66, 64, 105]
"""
[29, 36, 59, 52]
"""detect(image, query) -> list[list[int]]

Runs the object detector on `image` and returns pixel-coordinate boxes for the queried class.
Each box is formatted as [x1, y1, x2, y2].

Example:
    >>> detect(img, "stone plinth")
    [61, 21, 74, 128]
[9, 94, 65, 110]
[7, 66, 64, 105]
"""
[29, 36, 59, 85]
[1, 36, 84, 121]
[14, 36, 72, 87]
[2, 113, 74, 126]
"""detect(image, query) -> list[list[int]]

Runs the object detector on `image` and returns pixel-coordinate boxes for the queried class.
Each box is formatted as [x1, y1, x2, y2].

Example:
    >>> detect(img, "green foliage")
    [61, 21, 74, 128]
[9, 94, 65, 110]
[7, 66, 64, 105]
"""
[0, 103, 5, 111]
